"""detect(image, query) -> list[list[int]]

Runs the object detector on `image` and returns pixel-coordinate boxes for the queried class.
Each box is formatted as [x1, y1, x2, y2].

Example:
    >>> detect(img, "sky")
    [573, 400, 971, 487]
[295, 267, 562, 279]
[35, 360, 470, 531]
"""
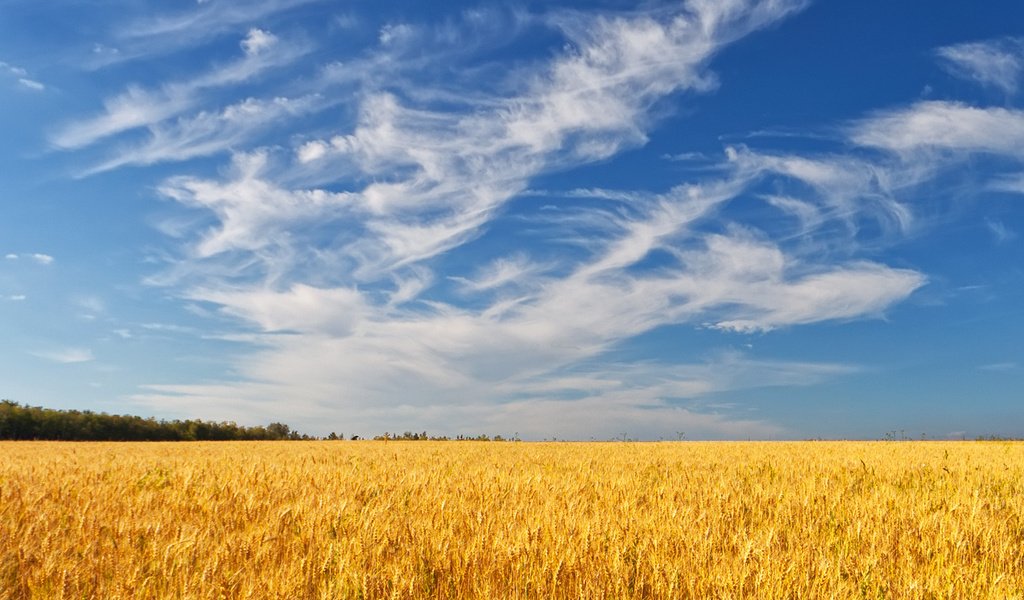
[1, 0, 1022, 440]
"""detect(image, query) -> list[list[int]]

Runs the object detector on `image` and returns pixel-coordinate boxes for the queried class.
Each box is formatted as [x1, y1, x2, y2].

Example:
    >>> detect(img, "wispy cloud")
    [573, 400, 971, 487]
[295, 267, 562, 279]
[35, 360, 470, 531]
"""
[31, 348, 95, 364]
[135, 351, 851, 440]
[725, 146, 918, 239]
[990, 173, 1024, 194]
[81, 94, 326, 175]
[663, 151, 710, 162]
[146, 164, 921, 435]
[18, 78, 45, 91]
[986, 219, 1016, 243]
[52, 86, 192, 150]
[136, 0, 869, 435]
[125, 1, 313, 41]
[282, 0, 811, 276]
[240, 28, 278, 56]
[937, 37, 1024, 95]
[88, 0, 322, 67]
[53, 29, 309, 151]
[125, 0, 1015, 438]
[156, 151, 355, 260]
[850, 101, 1024, 156]
[128, 1, 1024, 437]
[0, 60, 45, 91]
[3, 253, 55, 265]
[449, 255, 548, 293]
[74, 295, 105, 319]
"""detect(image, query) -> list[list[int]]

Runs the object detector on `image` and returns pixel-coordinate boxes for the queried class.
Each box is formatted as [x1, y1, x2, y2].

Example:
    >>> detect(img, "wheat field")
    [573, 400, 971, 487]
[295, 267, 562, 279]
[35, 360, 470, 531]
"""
[1, 441, 1022, 599]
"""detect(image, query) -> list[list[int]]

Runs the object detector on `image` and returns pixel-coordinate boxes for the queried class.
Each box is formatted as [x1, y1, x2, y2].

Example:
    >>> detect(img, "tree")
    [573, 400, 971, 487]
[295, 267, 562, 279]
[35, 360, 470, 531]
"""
[266, 422, 291, 440]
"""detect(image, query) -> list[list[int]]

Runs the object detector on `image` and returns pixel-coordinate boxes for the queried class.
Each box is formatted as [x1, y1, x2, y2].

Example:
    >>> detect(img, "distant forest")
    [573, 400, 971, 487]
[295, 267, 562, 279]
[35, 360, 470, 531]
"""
[0, 401, 513, 442]
[0, 400, 314, 441]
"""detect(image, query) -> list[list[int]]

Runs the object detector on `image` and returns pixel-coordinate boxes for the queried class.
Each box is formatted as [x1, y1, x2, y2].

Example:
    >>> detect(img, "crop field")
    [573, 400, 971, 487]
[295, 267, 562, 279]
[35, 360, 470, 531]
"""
[1, 441, 1023, 599]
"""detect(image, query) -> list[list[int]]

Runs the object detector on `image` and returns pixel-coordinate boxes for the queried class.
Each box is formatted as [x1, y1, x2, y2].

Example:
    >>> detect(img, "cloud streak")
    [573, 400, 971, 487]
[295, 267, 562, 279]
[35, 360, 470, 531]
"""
[31, 348, 94, 364]
[85, 0, 322, 67]
[81, 94, 326, 175]
[851, 101, 1024, 156]
[52, 29, 309, 151]
[0, 61, 45, 91]
[4, 253, 55, 265]
[937, 37, 1024, 95]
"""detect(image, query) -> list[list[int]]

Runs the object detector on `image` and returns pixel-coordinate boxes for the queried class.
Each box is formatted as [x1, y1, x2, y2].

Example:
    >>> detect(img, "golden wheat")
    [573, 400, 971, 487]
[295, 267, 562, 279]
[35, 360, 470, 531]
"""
[1, 441, 1022, 599]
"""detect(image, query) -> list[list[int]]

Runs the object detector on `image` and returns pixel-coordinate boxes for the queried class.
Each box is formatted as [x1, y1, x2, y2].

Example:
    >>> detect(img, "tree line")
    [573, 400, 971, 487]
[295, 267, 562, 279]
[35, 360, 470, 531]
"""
[0, 400, 312, 441]
[0, 401, 518, 442]
[372, 431, 519, 442]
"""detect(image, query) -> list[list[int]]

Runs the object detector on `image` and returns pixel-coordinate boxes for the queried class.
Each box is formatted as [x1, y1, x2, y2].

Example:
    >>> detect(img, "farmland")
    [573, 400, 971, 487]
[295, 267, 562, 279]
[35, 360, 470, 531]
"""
[2, 441, 1023, 599]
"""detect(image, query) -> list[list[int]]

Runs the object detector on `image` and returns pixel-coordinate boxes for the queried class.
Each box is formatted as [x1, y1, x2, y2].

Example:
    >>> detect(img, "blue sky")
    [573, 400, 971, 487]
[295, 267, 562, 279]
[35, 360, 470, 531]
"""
[1, 0, 1022, 440]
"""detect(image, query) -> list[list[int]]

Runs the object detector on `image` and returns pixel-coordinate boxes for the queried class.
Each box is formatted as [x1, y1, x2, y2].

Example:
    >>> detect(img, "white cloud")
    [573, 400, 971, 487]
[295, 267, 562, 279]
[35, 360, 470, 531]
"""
[0, 61, 44, 91]
[135, 0, 958, 438]
[52, 86, 191, 150]
[31, 348, 95, 364]
[141, 322, 199, 334]
[724, 146, 919, 240]
[0, 61, 27, 77]
[193, 284, 367, 335]
[53, 33, 309, 151]
[450, 254, 547, 293]
[134, 351, 849, 439]
[706, 257, 926, 332]
[94, 0, 320, 66]
[937, 38, 1024, 95]
[92, 44, 121, 60]
[379, 23, 415, 46]
[850, 101, 1024, 156]
[142, 171, 921, 435]
[126, 0, 312, 39]
[6, 295, 26, 301]
[282, 0, 809, 275]
[762, 194, 823, 231]
[241, 28, 278, 56]
[296, 140, 329, 163]
[18, 78, 45, 91]
[82, 94, 324, 175]
[157, 151, 355, 260]
[3, 253, 55, 265]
